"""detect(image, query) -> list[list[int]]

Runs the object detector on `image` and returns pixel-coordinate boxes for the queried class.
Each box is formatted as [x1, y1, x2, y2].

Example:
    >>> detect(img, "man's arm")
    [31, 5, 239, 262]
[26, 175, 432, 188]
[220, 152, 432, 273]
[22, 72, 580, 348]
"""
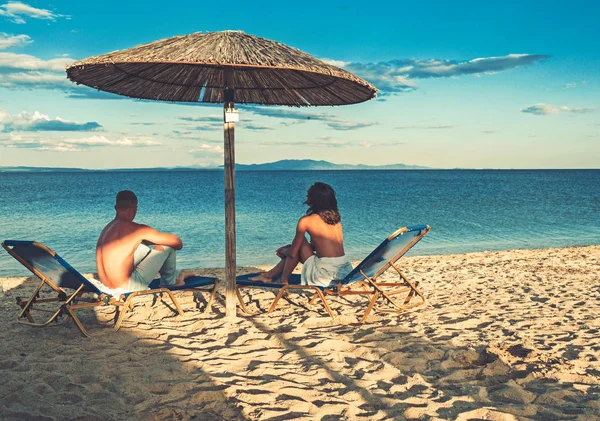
[138, 226, 183, 250]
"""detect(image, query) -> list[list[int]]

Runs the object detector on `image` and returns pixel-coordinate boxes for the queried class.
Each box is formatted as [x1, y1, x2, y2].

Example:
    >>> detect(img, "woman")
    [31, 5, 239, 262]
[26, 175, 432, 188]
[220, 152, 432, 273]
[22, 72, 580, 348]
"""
[250, 182, 352, 286]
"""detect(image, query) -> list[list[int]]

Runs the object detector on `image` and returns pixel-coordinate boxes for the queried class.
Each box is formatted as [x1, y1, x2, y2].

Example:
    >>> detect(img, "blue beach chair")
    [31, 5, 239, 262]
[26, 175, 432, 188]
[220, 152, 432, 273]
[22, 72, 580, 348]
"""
[235, 225, 431, 322]
[2, 240, 220, 337]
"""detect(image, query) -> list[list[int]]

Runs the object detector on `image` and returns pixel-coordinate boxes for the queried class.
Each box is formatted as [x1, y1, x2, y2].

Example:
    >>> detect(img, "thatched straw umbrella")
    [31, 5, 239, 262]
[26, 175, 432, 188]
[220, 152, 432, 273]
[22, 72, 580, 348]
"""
[66, 30, 377, 318]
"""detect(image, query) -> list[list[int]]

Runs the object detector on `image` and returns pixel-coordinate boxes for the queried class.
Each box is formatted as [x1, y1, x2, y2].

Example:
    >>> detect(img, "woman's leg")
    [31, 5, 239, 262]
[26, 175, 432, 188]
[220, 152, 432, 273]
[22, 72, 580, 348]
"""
[248, 255, 286, 282]
[279, 238, 314, 284]
[249, 239, 313, 283]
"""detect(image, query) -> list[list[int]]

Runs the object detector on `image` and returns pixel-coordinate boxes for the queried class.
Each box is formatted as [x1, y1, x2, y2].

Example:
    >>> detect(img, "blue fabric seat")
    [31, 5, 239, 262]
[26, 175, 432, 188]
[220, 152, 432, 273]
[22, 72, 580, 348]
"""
[235, 225, 431, 322]
[2, 240, 219, 337]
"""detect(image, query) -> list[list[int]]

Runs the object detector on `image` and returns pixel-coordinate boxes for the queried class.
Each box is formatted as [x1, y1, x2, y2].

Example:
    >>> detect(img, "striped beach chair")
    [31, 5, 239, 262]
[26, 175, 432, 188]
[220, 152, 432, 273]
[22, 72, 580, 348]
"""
[2, 240, 220, 337]
[235, 225, 430, 322]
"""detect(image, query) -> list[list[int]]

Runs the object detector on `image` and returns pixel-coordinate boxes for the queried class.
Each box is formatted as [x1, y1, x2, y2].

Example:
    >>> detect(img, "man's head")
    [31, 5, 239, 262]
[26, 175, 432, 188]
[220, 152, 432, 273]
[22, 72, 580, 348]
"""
[114, 190, 138, 220]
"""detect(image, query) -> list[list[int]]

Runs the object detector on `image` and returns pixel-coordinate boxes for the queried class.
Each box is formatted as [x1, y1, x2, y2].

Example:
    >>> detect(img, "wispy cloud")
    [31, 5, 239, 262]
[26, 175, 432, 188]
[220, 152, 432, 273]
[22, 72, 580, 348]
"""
[177, 115, 224, 131]
[0, 49, 76, 92]
[247, 107, 377, 131]
[0, 41, 117, 98]
[258, 136, 395, 149]
[190, 144, 224, 156]
[563, 81, 587, 89]
[0, 2, 68, 24]
[0, 32, 31, 49]
[521, 104, 595, 115]
[259, 138, 350, 148]
[395, 124, 456, 130]
[0, 51, 73, 72]
[179, 115, 222, 123]
[66, 89, 126, 100]
[335, 54, 550, 94]
[0, 133, 160, 152]
[244, 124, 273, 131]
[0, 109, 102, 132]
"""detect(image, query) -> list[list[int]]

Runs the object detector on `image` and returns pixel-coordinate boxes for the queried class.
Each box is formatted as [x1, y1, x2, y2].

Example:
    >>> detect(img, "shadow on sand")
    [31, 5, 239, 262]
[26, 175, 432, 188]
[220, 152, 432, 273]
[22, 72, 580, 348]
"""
[1, 272, 599, 420]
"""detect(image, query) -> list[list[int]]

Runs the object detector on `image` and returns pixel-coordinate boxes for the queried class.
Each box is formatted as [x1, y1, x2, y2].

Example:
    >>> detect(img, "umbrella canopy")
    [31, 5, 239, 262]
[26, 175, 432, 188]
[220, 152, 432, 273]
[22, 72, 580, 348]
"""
[66, 30, 377, 318]
[66, 31, 376, 106]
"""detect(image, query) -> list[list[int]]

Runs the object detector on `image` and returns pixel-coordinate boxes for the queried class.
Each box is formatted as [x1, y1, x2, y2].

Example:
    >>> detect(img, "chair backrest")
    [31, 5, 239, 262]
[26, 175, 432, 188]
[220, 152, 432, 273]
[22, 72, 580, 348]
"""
[2, 240, 101, 293]
[341, 225, 430, 285]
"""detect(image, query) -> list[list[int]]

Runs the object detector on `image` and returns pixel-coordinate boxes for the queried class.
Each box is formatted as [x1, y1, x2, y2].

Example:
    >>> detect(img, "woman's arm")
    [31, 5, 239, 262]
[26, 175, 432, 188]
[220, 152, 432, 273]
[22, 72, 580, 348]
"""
[287, 217, 309, 258]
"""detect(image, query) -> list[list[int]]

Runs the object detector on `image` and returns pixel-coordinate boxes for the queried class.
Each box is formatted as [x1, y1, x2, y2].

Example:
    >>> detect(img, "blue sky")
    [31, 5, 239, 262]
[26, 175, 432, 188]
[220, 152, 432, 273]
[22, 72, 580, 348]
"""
[0, 0, 598, 169]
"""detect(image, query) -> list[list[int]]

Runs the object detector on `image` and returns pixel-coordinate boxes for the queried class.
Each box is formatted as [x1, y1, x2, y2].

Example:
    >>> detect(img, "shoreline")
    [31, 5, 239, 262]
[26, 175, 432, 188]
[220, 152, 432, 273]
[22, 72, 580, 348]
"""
[1, 244, 599, 420]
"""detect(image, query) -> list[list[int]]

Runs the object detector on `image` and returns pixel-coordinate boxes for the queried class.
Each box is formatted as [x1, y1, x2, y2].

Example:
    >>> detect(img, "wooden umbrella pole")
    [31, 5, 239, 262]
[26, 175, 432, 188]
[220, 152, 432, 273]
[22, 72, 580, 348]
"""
[223, 68, 237, 319]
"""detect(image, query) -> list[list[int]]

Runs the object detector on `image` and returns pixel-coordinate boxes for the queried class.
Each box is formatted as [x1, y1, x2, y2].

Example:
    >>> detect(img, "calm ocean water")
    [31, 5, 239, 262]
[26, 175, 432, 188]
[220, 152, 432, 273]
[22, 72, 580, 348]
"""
[1, 170, 599, 277]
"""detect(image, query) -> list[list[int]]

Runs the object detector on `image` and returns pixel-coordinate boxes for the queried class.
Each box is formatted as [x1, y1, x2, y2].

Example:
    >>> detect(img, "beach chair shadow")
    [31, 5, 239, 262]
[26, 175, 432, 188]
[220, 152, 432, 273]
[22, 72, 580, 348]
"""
[1, 240, 220, 337]
[235, 225, 431, 322]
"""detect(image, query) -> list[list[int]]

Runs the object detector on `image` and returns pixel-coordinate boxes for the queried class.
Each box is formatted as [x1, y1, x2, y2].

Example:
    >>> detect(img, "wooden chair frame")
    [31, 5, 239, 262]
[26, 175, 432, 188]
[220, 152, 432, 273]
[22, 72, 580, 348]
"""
[235, 226, 430, 322]
[3, 241, 220, 337]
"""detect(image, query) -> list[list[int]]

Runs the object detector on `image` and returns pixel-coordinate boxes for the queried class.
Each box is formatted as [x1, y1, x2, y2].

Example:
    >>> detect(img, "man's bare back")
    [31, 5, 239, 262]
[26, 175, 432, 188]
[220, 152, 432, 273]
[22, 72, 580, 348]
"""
[97, 190, 184, 290]
[96, 219, 147, 289]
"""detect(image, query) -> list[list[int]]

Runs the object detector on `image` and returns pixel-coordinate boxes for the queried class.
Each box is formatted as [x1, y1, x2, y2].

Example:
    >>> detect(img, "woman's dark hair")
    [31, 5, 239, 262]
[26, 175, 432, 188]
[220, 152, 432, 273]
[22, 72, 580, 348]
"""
[304, 182, 341, 225]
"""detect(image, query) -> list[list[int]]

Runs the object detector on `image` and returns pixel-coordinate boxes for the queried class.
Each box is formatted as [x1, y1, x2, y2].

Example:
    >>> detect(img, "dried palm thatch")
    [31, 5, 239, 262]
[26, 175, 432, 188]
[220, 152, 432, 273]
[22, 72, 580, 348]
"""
[66, 31, 377, 106]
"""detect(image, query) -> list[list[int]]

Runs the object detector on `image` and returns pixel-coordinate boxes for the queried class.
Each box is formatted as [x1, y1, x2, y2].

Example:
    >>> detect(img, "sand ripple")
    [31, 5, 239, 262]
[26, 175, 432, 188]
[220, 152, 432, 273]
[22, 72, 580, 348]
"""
[0, 245, 599, 420]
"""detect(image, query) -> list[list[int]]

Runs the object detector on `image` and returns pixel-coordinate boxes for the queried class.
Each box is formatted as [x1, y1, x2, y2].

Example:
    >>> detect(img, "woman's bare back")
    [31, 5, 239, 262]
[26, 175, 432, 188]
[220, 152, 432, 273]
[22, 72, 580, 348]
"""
[304, 214, 345, 258]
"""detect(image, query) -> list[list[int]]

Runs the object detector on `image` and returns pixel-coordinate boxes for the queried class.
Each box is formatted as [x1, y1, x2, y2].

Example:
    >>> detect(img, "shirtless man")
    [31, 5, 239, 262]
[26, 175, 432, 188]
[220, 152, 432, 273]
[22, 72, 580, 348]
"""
[250, 182, 352, 286]
[96, 190, 185, 291]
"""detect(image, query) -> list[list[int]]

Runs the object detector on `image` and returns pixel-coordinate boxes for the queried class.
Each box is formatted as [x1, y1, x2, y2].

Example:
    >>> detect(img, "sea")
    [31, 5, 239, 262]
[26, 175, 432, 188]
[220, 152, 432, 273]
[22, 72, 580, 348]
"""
[1, 170, 599, 277]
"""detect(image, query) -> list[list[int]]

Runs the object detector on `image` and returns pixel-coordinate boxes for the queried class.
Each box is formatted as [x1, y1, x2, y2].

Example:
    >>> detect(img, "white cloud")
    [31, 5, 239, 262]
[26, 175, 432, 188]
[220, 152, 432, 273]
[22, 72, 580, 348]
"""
[179, 115, 222, 123]
[521, 104, 595, 115]
[247, 107, 377, 131]
[0, 133, 161, 152]
[0, 52, 73, 72]
[0, 2, 67, 24]
[191, 144, 224, 156]
[0, 71, 69, 89]
[0, 49, 78, 91]
[395, 124, 456, 130]
[563, 81, 588, 89]
[325, 120, 378, 131]
[0, 32, 31, 49]
[343, 54, 550, 94]
[321, 58, 349, 68]
[0, 109, 102, 132]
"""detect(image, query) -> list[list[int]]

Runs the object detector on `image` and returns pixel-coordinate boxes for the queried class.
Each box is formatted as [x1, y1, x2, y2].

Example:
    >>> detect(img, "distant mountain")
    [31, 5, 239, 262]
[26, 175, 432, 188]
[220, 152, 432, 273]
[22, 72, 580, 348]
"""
[233, 159, 431, 171]
[0, 160, 431, 173]
[0, 166, 91, 172]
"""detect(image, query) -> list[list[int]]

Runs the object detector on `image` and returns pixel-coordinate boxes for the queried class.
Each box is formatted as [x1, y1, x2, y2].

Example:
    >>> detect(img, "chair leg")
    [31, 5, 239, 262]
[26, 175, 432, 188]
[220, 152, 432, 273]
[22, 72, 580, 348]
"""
[235, 288, 255, 315]
[391, 262, 426, 304]
[308, 292, 319, 305]
[360, 292, 380, 323]
[268, 286, 289, 313]
[314, 289, 335, 319]
[163, 289, 184, 316]
[203, 282, 220, 314]
[17, 280, 47, 322]
[64, 306, 89, 337]
[114, 297, 133, 331]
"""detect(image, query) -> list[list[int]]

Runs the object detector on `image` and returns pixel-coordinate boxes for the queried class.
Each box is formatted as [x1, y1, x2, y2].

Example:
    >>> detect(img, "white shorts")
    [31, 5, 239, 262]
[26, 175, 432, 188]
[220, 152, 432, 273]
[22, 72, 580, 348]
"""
[301, 255, 353, 287]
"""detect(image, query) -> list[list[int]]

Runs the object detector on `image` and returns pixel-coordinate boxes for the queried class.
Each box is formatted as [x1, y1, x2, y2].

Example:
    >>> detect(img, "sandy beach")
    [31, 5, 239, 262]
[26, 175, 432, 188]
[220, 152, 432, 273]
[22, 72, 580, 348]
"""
[0, 245, 599, 420]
